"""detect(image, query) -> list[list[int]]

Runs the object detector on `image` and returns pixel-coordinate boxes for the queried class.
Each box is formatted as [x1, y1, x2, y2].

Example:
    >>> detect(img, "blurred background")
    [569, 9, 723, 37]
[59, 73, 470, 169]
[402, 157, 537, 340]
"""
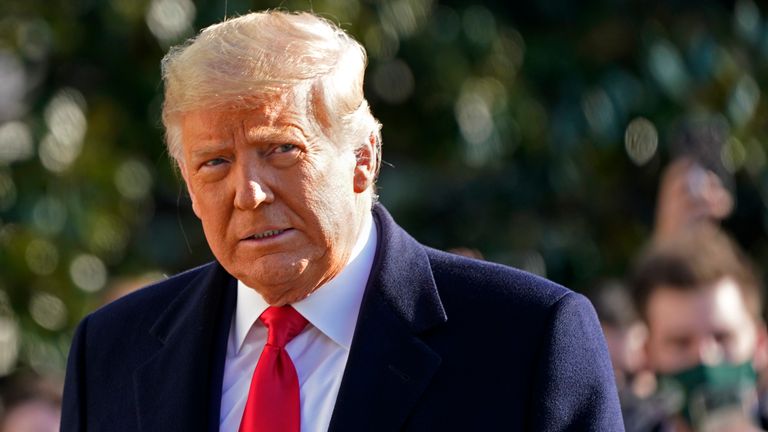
[0, 0, 767, 385]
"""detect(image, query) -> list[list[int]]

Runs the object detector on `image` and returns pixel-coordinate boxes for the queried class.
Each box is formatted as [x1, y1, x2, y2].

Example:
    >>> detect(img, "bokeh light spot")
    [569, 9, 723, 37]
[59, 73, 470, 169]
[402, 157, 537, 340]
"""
[735, 0, 761, 44]
[455, 81, 502, 167]
[69, 254, 108, 293]
[582, 88, 615, 138]
[0, 223, 18, 247]
[722, 137, 747, 173]
[372, 59, 415, 104]
[0, 290, 19, 375]
[456, 91, 493, 145]
[87, 215, 129, 257]
[0, 121, 34, 164]
[40, 88, 87, 173]
[24, 335, 64, 374]
[25, 239, 59, 276]
[463, 5, 497, 46]
[727, 74, 760, 127]
[624, 117, 658, 165]
[380, 0, 431, 38]
[649, 40, 689, 101]
[29, 292, 67, 331]
[39, 134, 76, 173]
[0, 50, 26, 121]
[490, 30, 525, 80]
[146, 0, 196, 46]
[17, 19, 53, 61]
[365, 25, 400, 60]
[115, 159, 153, 200]
[44, 88, 87, 146]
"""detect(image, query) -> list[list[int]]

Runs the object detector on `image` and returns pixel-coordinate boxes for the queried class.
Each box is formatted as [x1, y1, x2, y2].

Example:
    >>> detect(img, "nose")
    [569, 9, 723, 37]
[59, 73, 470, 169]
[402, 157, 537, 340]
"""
[697, 336, 725, 366]
[234, 164, 273, 209]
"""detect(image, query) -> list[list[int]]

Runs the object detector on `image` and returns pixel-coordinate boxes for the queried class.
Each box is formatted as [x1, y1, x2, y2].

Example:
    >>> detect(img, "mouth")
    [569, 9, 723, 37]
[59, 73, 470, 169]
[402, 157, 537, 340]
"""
[244, 228, 291, 241]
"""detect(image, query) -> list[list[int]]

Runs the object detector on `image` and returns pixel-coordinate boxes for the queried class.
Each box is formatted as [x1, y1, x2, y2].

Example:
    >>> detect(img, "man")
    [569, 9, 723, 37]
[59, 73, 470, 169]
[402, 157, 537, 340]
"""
[0, 371, 61, 432]
[61, 11, 622, 431]
[589, 280, 659, 432]
[630, 225, 767, 431]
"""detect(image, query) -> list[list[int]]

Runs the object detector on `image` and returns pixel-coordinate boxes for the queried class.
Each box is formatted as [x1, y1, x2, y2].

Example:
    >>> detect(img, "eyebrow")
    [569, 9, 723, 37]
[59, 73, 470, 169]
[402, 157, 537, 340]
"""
[190, 143, 232, 159]
[187, 122, 310, 161]
[245, 125, 307, 143]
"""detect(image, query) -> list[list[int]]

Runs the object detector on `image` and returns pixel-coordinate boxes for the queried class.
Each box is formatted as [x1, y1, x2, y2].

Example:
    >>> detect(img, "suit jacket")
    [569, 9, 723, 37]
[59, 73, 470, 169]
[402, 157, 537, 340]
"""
[61, 205, 624, 431]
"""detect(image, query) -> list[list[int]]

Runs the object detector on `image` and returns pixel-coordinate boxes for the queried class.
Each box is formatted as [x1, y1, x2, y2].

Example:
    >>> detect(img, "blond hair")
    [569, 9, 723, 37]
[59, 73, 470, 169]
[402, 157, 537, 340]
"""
[161, 10, 381, 176]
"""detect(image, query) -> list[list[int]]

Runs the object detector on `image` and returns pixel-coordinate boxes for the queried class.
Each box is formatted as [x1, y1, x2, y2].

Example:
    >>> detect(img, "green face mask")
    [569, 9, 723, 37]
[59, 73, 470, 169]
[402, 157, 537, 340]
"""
[656, 362, 759, 429]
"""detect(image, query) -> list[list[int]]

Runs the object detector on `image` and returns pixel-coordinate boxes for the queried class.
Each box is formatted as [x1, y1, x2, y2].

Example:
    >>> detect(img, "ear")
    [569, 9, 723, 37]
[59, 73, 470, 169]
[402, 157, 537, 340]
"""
[752, 320, 768, 370]
[178, 160, 202, 219]
[642, 329, 654, 372]
[353, 134, 377, 193]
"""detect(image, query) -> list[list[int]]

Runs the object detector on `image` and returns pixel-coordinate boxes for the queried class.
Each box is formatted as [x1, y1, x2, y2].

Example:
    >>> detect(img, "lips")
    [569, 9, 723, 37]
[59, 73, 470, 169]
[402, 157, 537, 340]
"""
[250, 229, 285, 239]
[242, 228, 292, 241]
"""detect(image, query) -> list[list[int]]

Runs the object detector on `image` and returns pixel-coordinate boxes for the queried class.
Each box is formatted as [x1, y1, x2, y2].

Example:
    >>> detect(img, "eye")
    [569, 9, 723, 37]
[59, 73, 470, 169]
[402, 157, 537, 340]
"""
[203, 157, 228, 167]
[669, 335, 693, 352]
[269, 143, 302, 168]
[713, 331, 733, 345]
[274, 144, 298, 154]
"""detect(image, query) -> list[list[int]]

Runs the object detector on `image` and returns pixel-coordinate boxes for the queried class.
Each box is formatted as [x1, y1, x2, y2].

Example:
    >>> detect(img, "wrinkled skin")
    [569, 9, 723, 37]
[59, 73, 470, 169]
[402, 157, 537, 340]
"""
[178, 93, 375, 305]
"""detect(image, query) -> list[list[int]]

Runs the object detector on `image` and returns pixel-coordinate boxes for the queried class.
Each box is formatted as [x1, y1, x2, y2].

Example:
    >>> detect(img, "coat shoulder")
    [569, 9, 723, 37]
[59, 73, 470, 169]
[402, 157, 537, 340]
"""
[406, 246, 622, 431]
[424, 246, 573, 311]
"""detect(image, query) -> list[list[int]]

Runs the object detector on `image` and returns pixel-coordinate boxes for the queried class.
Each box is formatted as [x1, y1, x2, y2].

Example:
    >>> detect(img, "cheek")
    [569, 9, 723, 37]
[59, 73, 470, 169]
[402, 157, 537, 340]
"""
[648, 334, 685, 371]
[301, 162, 355, 223]
[191, 184, 233, 238]
[731, 324, 759, 361]
[646, 335, 665, 364]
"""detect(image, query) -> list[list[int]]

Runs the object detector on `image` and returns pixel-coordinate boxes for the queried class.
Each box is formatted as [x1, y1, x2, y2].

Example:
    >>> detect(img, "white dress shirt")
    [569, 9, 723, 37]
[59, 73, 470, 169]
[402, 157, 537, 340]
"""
[219, 213, 377, 432]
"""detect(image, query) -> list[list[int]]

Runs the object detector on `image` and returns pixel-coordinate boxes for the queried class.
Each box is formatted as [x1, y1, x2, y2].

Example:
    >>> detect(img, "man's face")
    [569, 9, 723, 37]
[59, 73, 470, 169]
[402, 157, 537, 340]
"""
[645, 277, 760, 374]
[178, 93, 374, 305]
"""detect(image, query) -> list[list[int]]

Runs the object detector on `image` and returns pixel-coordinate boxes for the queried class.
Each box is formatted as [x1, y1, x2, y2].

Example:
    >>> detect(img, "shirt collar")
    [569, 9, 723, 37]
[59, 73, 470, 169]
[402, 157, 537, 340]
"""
[234, 211, 377, 353]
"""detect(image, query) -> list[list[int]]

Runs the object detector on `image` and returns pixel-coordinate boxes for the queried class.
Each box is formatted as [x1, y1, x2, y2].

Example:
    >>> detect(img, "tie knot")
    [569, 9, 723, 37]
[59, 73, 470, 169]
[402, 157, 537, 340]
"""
[259, 306, 308, 348]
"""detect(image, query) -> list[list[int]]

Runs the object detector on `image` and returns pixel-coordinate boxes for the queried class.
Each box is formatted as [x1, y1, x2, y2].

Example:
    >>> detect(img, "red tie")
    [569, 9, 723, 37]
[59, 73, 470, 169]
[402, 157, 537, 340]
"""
[239, 306, 308, 432]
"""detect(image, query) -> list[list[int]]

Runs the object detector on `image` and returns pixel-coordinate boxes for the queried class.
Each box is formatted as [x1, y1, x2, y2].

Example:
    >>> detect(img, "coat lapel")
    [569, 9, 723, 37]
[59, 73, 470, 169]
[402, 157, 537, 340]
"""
[328, 205, 448, 431]
[131, 205, 443, 431]
[133, 263, 236, 432]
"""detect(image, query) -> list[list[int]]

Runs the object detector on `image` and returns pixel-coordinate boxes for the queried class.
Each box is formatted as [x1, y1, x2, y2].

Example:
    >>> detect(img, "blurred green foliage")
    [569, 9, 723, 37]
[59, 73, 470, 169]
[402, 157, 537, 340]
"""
[0, 0, 767, 376]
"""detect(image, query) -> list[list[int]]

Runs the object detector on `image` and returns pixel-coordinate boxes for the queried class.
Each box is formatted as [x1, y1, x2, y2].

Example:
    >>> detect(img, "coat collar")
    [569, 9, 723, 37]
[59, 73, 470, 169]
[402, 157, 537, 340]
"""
[328, 204, 447, 431]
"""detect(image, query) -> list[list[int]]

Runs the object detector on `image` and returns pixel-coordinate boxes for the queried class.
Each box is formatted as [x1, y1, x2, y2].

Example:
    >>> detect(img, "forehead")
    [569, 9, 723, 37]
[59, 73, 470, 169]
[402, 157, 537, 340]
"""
[645, 278, 754, 335]
[180, 93, 310, 137]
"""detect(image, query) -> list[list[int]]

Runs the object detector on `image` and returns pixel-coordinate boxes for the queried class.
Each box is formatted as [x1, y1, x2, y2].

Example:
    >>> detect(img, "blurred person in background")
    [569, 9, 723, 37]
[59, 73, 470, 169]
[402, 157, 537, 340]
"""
[98, 271, 164, 306]
[0, 370, 61, 432]
[654, 158, 733, 241]
[447, 246, 484, 260]
[590, 280, 659, 431]
[630, 225, 767, 431]
[591, 279, 650, 394]
[655, 118, 734, 242]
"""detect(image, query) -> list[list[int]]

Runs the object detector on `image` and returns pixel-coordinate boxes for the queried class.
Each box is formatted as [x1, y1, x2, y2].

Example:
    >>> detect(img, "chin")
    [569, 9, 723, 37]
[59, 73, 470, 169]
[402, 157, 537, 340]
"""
[235, 271, 311, 305]
[258, 288, 313, 306]
[230, 257, 313, 299]
[224, 250, 303, 280]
